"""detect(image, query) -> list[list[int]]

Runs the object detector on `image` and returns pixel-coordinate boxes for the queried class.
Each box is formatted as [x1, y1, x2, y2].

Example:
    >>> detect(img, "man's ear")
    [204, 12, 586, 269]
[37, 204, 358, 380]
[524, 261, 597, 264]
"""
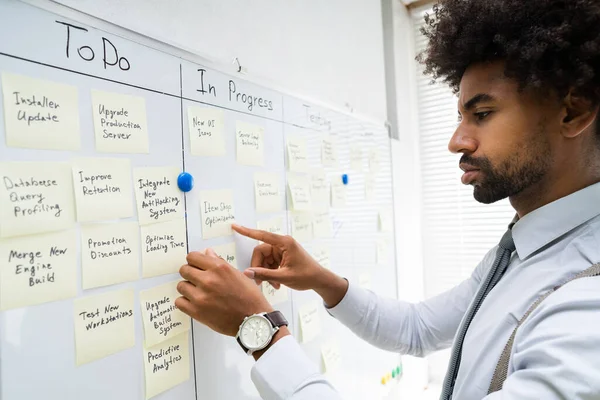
[561, 90, 599, 139]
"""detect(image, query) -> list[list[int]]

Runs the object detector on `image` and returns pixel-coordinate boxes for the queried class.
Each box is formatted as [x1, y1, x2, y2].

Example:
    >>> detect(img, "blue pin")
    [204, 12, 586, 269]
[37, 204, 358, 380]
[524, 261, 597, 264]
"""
[342, 174, 349, 185]
[177, 172, 194, 192]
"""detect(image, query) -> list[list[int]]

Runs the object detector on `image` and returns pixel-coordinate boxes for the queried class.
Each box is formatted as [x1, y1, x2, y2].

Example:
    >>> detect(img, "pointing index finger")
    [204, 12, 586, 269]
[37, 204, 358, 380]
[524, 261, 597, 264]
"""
[232, 224, 285, 246]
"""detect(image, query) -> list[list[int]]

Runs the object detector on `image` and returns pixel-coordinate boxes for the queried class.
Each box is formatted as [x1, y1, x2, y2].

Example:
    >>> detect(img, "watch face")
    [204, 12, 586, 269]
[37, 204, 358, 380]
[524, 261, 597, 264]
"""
[240, 315, 272, 350]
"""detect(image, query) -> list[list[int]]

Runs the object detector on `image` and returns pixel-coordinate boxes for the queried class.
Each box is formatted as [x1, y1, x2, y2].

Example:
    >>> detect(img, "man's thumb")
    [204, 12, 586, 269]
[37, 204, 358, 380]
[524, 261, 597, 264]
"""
[244, 267, 282, 282]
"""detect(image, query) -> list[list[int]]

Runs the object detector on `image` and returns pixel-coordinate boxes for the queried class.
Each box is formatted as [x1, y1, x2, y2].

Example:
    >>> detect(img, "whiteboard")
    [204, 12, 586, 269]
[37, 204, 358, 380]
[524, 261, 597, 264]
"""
[0, 1, 400, 399]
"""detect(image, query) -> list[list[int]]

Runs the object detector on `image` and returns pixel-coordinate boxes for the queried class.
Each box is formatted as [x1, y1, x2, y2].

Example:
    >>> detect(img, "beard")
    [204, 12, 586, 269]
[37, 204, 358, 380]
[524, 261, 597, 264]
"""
[461, 138, 552, 204]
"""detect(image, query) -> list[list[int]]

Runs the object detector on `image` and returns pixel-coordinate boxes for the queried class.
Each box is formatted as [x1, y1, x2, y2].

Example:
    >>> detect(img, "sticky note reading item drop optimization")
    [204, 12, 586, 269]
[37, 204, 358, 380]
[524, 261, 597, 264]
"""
[236, 121, 264, 166]
[91, 90, 149, 153]
[212, 242, 238, 268]
[133, 166, 183, 225]
[140, 281, 191, 347]
[141, 218, 187, 278]
[81, 222, 140, 289]
[0, 161, 76, 238]
[299, 301, 321, 343]
[0, 230, 77, 310]
[74, 289, 135, 365]
[1, 73, 80, 150]
[144, 331, 190, 399]
[254, 172, 282, 213]
[288, 174, 312, 211]
[287, 136, 308, 172]
[200, 189, 235, 239]
[187, 106, 225, 157]
[72, 157, 133, 222]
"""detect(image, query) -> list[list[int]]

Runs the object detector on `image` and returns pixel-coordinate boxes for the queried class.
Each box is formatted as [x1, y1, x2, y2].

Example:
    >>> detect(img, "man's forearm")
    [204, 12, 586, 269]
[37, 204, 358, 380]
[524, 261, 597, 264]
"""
[313, 268, 349, 308]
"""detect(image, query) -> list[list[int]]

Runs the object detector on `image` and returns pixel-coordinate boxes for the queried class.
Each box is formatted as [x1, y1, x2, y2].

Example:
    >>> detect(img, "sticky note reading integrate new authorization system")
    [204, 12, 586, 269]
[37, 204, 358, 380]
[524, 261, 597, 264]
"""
[200, 189, 235, 238]
[141, 218, 187, 278]
[187, 106, 225, 157]
[321, 341, 342, 373]
[262, 282, 289, 306]
[133, 166, 183, 225]
[144, 331, 190, 400]
[287, 136, 308, 172]
[91, 90, 149, 153]
[80, 222, 140, 289]
[140, 281, 191, 347]
[0, 230, 77, 310]
[291, 212, 313, 243]
[321, 136, 338, 167]
[299, 301, 321, 343]
[74, 289, 135, 365]
[236, 121, 264, 166]
[254, 172, 281, 213]
[331, 180, 347, 208]
[72, 157, 133, 222]
[212, 242, 238, 268]
[1, 73, 80, 150]
[287, 174, 312, 211]
[0, 161, 76, 238]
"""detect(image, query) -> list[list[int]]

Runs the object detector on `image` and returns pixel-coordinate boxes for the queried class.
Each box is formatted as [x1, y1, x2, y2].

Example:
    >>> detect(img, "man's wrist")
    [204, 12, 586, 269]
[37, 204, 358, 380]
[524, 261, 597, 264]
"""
[252, 326, 291, 361]
[313, 268, 349, 308]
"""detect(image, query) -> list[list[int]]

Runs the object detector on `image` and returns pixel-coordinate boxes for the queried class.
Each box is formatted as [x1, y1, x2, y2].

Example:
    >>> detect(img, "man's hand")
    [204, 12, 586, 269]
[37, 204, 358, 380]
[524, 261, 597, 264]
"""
[232, 224, 349, 307]
[176, 249, 273, 337]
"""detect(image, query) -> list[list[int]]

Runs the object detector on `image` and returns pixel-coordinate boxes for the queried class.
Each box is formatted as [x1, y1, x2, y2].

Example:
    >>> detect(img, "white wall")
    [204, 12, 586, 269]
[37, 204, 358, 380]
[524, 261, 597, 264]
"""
[47, 0, 389, 122]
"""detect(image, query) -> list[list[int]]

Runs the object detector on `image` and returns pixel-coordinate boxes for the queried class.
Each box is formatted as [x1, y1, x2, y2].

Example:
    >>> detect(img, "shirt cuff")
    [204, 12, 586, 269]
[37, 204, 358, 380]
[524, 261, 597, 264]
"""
[251, 335, 320, 400]
[325, 282, 371, 327]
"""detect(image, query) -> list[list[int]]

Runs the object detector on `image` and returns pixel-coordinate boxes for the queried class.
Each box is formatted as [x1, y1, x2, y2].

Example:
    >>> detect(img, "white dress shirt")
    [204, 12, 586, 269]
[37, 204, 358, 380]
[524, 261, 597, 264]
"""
[251, 183, 600, 400]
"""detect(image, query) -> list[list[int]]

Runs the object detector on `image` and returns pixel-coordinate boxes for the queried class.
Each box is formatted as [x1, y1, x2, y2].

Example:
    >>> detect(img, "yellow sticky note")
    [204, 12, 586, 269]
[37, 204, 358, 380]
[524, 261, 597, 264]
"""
[378, 208, 393, 232]
[369, 148, 380, 174]
[257, 216, 284, 237]
[291, 212, 313, 243]
[365, 174, 376, 201]
[262, 282, 289, 306]
[212, 242, 238, 269]
[0, 230, 77, 310]
[74, 289, 135, 365]
[313, 212, 332, 239]
[310, 171, 329, 212]
[72, 157, 133, 222]
[141, 219, 187, 278]
[254, 172, 282, 213]
[144, 331, 190, 399]
[377, 239, 388, 264]
[140, 281, 191, 347]
[81, 222, 140, 289]
[321, 136, 338, 167]
[350, 145, 363, 171]
[236, 121, 264, 166]
[133, 166, 183, 225]
[187, 106, 225, 157]
[358, 273, 372, 290]
[1, 73, 80, 150]
[321, 341, 342, 373]
[288, 174, 312, 211]
[299, 301, 321, 343]
[287, 136, 308, 172]
[0, 161, 76, 238]
[331, 180, 347, 208]
[91, 90, 149, 153]
[312, 244, 331, 269]
[200, 189, 235, 238]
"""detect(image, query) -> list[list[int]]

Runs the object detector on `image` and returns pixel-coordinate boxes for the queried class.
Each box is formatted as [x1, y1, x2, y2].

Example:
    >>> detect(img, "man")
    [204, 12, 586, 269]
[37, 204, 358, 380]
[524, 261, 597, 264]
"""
[176, 0, 600, 398]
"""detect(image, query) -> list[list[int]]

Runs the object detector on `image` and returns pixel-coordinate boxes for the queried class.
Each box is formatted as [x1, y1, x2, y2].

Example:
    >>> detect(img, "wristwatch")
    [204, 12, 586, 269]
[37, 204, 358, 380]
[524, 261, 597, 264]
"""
[236, 311, 288, 355]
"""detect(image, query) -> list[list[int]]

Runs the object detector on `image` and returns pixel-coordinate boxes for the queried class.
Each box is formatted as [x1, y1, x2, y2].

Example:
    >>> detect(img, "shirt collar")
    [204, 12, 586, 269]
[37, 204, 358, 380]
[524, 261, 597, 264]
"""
[511, 182, 600, 260]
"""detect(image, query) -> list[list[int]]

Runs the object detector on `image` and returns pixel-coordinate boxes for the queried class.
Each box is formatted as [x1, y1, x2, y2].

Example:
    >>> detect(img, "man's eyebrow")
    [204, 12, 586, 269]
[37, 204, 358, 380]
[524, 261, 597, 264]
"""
[462, 93, 495, 111]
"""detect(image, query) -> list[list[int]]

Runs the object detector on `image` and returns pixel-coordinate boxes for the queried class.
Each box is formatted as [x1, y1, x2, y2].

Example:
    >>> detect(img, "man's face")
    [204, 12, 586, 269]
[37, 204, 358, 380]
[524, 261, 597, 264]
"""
[449, 61, 558, 204]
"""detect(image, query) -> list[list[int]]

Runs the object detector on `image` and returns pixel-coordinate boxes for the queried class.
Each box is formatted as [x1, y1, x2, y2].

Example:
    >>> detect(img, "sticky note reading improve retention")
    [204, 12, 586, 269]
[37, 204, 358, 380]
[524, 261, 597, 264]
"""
[287, 136, 308, 172]
[200, 189, 235, 239]
[81, 222, 140, 289]
[299, 301, 321, 343]
[288, 174, 312, 211]
[91, 90, 149, 153]
[144, 331, 190, 400]
[72, 158, 133, 222]
[0, 230, 77, 310]
[141, 218, 187, 278]
[0, 161, 76, 238]
[1, 73, 80, 150]
[140, 281, 191, 347]
[212, 242, 238, 268]
[187, 106, 225, 157]
[133, 166, 183, 225]
[262, 282, 289, 306]
[74, 289, 135, 365]
[236, 121, 264, 166]
[254, 172, 282, 213]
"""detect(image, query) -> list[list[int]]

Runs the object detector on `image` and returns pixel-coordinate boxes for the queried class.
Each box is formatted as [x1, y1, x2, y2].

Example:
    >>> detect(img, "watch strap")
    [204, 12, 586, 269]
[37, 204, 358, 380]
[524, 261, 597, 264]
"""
[264, 310, 288, 328]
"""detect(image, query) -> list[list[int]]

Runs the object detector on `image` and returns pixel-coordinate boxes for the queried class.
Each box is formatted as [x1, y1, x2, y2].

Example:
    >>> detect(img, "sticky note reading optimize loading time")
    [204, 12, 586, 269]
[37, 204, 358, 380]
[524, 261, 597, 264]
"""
[0, 161, 76, 238]
[187, 106, 225, 157]
[91, 90, 149, 153]
[1, 73, 80, 150]
[212, 242, 238, 268]
[200, 189, 235, 239]
[72, 158, 133, 222]
[288, 174, 312, 211]
[141, 218, 187, 278]
[254, 172, 282, 213]
[133, 166, 183, 225]
[74, 289, 135, 365]
[144, 331, 190, 400]
[81, 222, 140, 289]
[287, 136, 308, 172]
[140, 281, 191, 347]
[299, 301, 321, 343]
[236, 121, 264, 166]
[0, 230, 77, 310]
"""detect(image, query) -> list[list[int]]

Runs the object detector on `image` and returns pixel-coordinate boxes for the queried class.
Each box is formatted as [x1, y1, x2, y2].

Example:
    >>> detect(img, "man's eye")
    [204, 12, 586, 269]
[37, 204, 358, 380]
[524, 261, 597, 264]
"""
[474, 111, 491, 120]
